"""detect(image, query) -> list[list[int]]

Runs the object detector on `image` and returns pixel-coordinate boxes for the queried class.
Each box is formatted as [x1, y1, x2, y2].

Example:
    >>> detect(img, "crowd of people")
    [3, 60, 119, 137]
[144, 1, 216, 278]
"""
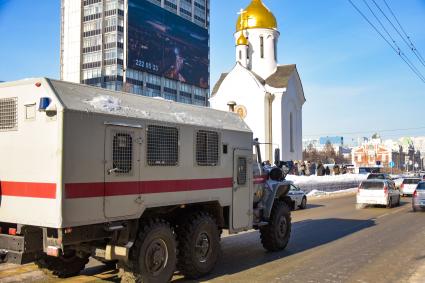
[290, 161, 349, 176]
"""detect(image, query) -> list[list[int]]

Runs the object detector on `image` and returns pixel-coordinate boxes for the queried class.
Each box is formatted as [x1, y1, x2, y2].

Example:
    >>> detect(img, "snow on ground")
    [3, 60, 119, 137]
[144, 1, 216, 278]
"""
[287, 174, 368, 194]
[286, 174, 367, 184]
[307, 187, 358, 197]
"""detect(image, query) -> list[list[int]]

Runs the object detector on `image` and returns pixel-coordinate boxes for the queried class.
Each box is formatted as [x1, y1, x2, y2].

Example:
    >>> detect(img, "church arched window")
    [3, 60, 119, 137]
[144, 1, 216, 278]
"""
[239, 50, 242, 60]
[274, 38, 277, 61]
[260, 36, 264, 59]
[290, 112, 294, 153]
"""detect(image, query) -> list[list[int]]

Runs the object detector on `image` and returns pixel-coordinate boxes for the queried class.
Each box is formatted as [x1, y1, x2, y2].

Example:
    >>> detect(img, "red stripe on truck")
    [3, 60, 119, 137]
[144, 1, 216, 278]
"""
[0, 181, 56, 199]
[65, 177, 233, 199]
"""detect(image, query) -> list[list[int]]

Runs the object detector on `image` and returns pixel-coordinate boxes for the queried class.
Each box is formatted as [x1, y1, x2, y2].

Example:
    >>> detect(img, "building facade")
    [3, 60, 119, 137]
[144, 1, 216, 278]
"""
[352, 137, 393, 168]
[61, 0, 210, 106]
[210, 0, 306, 162]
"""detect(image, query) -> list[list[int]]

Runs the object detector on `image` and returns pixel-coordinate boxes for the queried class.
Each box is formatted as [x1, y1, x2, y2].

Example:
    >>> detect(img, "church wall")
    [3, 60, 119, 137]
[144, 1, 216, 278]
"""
[234, 29, 279, 79]
[279, 75, 303, 161]
[210, 65, 267, 155]
[271, 92, 284, 161]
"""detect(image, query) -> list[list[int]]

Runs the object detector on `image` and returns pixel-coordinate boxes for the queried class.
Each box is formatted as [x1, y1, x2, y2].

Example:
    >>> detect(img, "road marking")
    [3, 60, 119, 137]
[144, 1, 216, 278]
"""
[389, 207, 406, 215]
[375, 206, 407, 219]
[376, 213, 390, 219]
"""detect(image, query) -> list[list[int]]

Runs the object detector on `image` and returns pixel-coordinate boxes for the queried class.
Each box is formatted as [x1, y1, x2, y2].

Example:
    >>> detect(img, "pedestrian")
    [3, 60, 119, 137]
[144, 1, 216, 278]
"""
[310, 162, 317, 175]
[333, 164, 340, 175]
[305, 161, 311, 176]
[317, 161, 325, 176]
[325, 166, 331, 175]
[293, 162, 299, 175]
[300, 162, 306, 176]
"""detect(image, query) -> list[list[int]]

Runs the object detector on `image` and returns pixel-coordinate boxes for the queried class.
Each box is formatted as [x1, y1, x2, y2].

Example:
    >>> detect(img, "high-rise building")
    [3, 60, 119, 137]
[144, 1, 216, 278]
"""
[61, 0, 210, 106]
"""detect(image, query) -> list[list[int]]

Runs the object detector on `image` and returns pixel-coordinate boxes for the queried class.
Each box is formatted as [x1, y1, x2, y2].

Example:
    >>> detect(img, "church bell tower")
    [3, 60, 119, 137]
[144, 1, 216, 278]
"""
[234, 0, 280, 79]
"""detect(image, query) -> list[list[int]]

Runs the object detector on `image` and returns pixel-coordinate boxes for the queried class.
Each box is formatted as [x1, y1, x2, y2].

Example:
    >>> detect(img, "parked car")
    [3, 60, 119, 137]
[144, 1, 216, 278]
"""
[400, 177, 422, 196]
[288, 183, 307, 210]
[412, 182, 425, 212]
[367, 173, 393, 181]
[356, 180, 400, 208]
[393, 177, 404, 190]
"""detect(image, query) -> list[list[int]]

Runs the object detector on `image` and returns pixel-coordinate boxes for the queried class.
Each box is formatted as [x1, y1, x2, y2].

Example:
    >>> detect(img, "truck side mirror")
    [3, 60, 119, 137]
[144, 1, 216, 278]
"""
[274, 148, 280, 166]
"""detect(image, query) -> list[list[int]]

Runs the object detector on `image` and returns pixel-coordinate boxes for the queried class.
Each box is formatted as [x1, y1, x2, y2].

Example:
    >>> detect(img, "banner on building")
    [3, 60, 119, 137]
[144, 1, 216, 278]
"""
[128, 0, 209, 89]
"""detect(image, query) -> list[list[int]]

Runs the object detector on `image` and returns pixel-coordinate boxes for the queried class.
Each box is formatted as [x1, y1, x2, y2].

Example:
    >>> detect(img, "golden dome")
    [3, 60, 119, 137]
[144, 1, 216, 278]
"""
[236, 33, 249, 45]
[236, 0, 277, 32]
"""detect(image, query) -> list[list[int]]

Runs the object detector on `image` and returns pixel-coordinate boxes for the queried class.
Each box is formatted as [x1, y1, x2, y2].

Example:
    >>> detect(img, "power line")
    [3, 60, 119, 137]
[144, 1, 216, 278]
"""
[370, 0, 425, 68]
[382, 0, 425, 66]
[304, 125, 425, 137]
[361, 0, 425, 81]
[347, 0, 425, 83]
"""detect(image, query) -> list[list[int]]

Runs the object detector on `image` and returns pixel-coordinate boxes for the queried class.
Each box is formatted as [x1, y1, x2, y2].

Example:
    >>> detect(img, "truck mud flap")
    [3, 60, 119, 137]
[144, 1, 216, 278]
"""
[0, 231, 43, 264]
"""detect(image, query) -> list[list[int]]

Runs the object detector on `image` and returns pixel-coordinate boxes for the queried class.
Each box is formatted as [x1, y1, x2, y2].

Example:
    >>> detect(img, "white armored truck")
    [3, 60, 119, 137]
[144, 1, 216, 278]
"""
[0, 78, 293, 282]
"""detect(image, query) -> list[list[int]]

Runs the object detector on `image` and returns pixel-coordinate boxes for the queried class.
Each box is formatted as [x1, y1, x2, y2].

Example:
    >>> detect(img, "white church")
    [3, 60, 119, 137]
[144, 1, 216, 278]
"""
[210, 0, 306, 162]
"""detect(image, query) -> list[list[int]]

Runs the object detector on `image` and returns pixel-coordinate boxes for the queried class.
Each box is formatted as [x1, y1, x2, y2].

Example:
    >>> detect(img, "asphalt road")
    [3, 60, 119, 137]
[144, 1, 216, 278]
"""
[1, 194, 425, 283]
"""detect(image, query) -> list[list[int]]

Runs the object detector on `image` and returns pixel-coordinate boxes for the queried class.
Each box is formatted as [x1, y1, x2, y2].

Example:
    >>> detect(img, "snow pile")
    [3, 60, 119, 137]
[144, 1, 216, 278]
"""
[287, 174, 367, 185]
[87, 95, 122, 112]
[85, 95, 152, 118]
[287, 174, 367, 194]
[307, 187, 358, 197]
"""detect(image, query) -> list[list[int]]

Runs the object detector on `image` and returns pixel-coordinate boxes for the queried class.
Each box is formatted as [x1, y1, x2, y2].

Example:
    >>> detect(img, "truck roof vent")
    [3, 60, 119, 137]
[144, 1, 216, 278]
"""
[0, 97, 18, 131]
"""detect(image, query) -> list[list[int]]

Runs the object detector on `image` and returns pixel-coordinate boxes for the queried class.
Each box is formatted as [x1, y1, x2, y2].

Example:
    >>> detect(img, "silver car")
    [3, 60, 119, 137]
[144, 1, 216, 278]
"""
[288, 183, 307, 210]
[412, 181, 425, 212]
[356, 179, 400, 208]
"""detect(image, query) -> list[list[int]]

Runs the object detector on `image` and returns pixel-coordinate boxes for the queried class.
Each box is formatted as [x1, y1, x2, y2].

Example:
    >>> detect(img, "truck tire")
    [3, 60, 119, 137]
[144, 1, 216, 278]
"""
[176, 212, 220, 279]
[35, 251, 89, 278]
[260, 200, 291, 252]
[122, 219, 177, 283]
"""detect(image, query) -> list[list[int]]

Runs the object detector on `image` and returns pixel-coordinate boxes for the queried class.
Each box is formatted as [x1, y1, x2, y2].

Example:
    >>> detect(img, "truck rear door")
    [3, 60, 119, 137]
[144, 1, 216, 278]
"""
[232, 149, 252, 230]
[104, 124, 143, 218]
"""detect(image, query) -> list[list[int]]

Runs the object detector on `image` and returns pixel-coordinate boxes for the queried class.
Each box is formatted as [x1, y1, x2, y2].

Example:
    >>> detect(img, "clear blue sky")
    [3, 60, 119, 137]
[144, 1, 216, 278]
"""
[1, 0, 424, 142]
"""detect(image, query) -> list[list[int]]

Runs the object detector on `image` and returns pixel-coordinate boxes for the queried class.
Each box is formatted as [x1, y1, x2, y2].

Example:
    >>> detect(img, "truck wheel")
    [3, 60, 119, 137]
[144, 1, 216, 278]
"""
[35, 251, 89, 278]
[176, 212, 220, 279]
[260, 200, 291, 252]
[123, 219, 177, 283]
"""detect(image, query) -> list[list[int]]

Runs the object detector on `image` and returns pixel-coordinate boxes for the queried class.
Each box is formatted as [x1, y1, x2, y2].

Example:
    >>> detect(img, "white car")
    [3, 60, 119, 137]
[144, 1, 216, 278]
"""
[288, 184, 307, 210]
[400, 177, 421, 196]
[356, 180, 400, 208]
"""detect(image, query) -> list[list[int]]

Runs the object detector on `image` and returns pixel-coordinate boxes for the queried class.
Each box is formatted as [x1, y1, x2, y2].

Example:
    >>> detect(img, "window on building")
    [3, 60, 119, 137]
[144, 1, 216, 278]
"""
[105, 17, 117, 28]
[83, 68, 102, 79]
[196, 130, 219, 166]
[83, 19, 102, 32]
[112, 132, 133, 174]
[83, 35, 102, 48]
[260, 36, 264, 58]
[147, 125, 179, 166]
[83, 52, 102, 64]
[290, 112, 294, 153]
[84, 3, 102, 16]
